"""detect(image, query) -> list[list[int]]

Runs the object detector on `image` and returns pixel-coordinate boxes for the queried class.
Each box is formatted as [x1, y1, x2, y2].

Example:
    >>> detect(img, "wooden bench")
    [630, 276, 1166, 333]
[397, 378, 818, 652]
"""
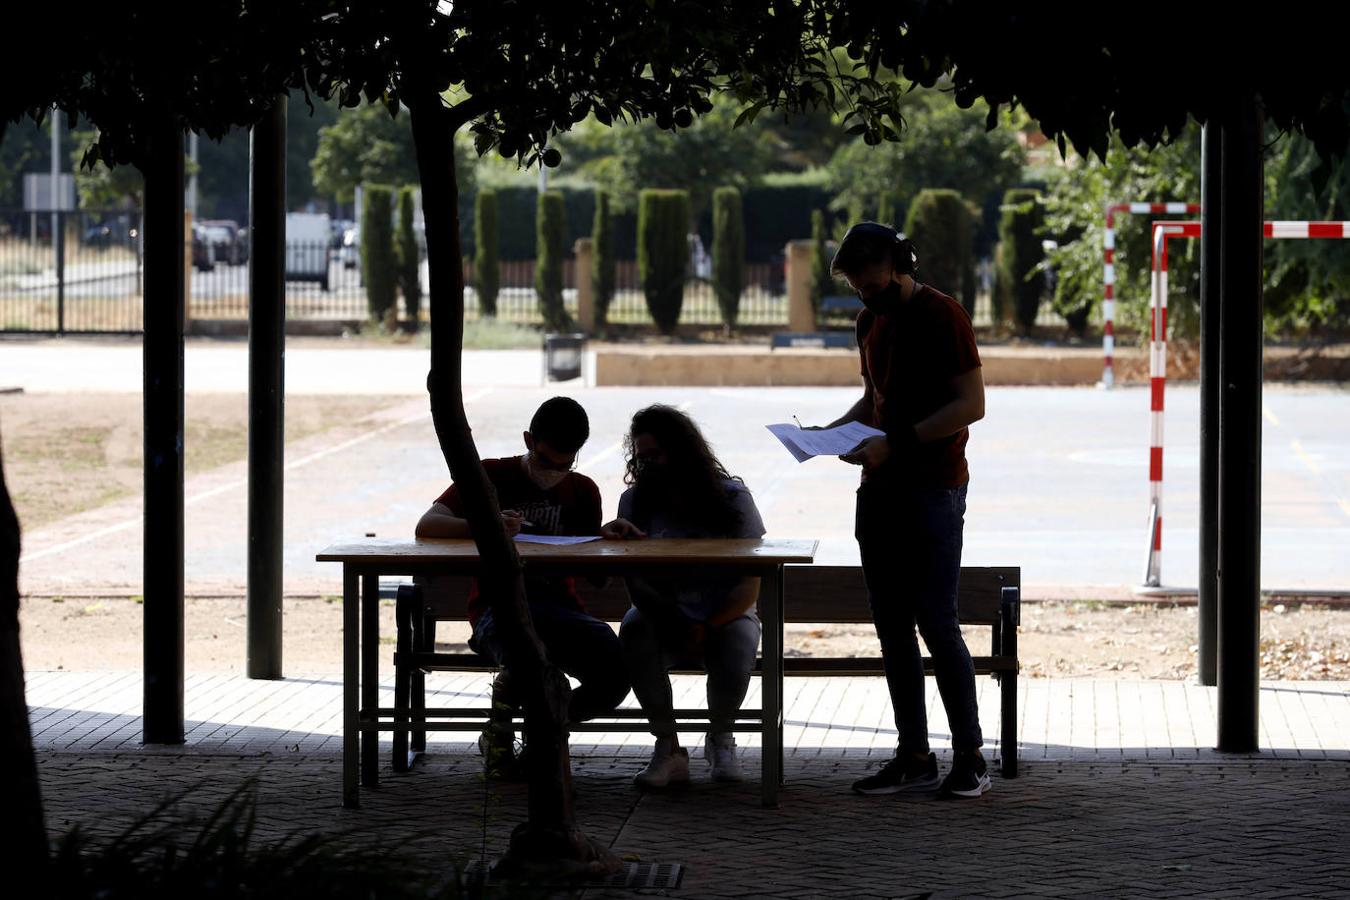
[820, 294, 863, 315]
[392, 565, 1020, 777]
[769, 331, 857, 350]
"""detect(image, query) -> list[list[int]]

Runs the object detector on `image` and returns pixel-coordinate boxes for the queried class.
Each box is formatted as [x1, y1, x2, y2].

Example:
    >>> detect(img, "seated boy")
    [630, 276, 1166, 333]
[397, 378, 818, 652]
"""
[415, 396, 629, 776]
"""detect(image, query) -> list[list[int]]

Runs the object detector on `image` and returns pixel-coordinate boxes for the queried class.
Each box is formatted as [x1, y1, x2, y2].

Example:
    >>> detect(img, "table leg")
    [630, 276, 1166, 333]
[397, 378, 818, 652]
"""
[361, 573, 379, 787]
[761, 565, 782, 807]
[778, 567, 786, 786]
[343, 568, 360, 808]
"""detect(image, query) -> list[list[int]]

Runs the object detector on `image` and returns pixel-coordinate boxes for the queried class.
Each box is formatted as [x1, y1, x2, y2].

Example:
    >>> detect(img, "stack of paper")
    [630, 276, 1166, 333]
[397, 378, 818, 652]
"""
[766, 421, 886, 463]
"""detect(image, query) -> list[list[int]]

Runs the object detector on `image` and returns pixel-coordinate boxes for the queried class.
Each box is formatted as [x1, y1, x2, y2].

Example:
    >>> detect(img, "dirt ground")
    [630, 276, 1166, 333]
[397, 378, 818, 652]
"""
[6, 387, 1348, 682]
[0, 392, 406, 530]
[17, 594, 1350, 681]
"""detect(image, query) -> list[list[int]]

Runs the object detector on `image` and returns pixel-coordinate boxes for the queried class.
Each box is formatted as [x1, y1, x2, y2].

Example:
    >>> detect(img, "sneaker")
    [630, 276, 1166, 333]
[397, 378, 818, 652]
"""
[851, 752, 940, 795]
[477, 726, 522, 780]
[939, 751, 991, 799]
[705, 732, 744, 783]
[634, 737, 690, 789]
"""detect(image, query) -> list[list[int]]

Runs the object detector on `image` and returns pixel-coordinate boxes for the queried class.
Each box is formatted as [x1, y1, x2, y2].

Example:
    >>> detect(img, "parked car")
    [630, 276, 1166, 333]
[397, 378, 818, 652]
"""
[81, 214, 136, 249]
[198, 220, 247, 266]
[191, 224, 215, 272]
[687, 233, 711, 281]
[286, 212, 332, 290]
[329, 217, 355, 249]
[339, 226, 360, 269]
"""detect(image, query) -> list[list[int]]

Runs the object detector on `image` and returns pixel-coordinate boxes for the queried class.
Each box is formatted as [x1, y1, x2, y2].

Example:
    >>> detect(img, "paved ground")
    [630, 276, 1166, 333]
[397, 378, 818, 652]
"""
[8, 344, 1349, 595]
[29, 670, 1350, 898]
[25, 672, 1350, 763]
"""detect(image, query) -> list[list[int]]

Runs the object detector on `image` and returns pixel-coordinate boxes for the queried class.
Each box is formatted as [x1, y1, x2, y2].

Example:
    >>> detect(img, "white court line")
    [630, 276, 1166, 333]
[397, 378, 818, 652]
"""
[18, 388, 492, 564]
[1262, 402, 1281, 427]
[1290, 438, 1350, 521]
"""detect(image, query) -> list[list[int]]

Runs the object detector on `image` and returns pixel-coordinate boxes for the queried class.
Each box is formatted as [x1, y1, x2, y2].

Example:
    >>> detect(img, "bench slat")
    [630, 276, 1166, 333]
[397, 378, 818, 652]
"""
[416, 566, 1019, 625]
[397, 652, 1016, 676]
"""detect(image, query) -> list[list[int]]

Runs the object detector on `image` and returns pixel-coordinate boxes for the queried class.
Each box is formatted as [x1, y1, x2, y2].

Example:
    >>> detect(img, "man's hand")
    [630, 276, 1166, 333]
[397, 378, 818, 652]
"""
[840, 435, 891, 471]
[601, 517, 648, 540]
[500, 509, 525, 537]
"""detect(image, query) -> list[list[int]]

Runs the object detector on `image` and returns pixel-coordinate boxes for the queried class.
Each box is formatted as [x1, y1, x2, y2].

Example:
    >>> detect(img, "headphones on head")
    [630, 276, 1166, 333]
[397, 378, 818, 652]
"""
[841, 221, 918, 276]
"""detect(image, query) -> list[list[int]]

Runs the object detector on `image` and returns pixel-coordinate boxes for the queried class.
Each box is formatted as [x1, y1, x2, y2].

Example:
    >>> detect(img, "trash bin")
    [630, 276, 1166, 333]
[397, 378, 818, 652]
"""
[542, 333, 586, 382]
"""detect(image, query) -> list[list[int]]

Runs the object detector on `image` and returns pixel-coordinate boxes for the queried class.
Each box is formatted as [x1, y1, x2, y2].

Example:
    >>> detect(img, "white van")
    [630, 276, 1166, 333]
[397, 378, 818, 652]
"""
[286, 212, 332, 290]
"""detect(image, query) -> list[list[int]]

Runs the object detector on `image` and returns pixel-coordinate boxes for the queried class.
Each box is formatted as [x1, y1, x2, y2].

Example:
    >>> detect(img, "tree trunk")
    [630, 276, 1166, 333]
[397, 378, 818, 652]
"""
[0, 432, 50, 866]
[403, 86, 617, 877]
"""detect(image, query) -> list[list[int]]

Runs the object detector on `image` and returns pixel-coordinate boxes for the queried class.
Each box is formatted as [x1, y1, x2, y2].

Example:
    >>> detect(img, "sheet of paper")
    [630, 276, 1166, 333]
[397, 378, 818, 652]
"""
[766, 421, 886, 462]
[513, 534, 603, 545]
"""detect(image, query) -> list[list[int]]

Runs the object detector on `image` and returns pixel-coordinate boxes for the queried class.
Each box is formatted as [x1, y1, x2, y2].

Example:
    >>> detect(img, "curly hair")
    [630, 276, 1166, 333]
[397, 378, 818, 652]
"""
[623, 404, 744, 536]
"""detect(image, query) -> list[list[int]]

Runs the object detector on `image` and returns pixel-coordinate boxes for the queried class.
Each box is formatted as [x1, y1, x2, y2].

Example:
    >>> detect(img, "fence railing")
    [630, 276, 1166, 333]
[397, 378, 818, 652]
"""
[2, 207, 1070, 334]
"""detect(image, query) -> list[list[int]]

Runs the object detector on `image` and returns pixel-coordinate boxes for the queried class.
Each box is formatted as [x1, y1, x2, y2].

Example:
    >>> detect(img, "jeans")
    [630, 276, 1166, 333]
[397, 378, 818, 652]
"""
[619, 604, 761, 738]
[856, 478, 983, 753]
[470, 602, 630, 724]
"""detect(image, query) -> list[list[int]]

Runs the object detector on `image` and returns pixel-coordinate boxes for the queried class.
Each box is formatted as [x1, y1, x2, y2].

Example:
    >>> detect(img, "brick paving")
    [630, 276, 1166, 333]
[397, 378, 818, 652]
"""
[27, 671, 1350, 897]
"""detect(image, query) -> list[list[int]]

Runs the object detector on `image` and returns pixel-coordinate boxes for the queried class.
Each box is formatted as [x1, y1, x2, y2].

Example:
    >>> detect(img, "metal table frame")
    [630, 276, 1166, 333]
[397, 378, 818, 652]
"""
[320, 539, 817, 809]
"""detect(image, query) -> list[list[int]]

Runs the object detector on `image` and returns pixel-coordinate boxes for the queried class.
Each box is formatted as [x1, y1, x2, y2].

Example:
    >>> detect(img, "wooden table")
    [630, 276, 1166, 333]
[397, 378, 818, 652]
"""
[318, 537, 818, 809]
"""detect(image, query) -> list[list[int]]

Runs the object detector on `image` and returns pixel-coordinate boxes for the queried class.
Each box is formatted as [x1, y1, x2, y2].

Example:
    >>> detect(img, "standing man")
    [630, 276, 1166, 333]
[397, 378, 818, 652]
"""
[821, 222, 990, 798]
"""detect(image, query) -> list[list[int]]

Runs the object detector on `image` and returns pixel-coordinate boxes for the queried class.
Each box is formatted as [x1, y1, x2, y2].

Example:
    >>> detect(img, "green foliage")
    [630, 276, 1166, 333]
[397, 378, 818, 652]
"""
[592, 189, 616, 325]
[876, 192, 896, 229]
[638, 189, 689, 334]
[50, 782, 468, 899]
[534, 190, 569, 331]
[474, 189, 499, 317]
[312, 104, 475, 205]
[904, 189, 976, 315]
[1264, 116, 1350, 335]
[711, 187, 745, 330]
[996, 189, 1047, 332]
[553, 98, 779, 221]
[826, 91, 1026, 253]
[395, 186, 421, 328]
[810, 209, 836, 315]
[360, 185, 397, 322]
[1042, 127, 1203, 340]
[69, 129, 144, 209]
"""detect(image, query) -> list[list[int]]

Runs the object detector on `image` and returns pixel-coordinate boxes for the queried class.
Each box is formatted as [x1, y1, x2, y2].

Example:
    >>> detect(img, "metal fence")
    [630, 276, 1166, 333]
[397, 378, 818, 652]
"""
[0, 208, 145, 332]
[0, 206, 794, 333]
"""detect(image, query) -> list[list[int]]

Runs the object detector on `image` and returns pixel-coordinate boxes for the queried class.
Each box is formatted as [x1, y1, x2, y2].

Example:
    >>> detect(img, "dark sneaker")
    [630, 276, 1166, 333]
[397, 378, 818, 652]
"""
[477, 726, 523, 781]
[939, 751, 991, 799]
[852, 752, 940, 795]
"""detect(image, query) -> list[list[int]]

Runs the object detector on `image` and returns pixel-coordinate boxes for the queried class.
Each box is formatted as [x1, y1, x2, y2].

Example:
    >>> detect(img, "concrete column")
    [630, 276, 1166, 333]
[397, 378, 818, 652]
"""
[786, 239, 815, 333]
[574, 237, 594, 332]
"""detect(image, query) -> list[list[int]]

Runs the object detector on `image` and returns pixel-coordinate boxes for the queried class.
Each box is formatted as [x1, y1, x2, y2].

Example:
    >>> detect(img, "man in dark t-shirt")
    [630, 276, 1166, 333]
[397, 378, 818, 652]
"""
[414, 397, 628, 776]
[817, 222, 991, 799]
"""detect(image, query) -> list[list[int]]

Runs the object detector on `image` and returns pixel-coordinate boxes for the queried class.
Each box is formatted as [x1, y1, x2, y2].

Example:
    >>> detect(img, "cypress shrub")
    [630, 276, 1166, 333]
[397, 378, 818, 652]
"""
[638, 189, 689, 334]
[711, 186, 745, 331]
[474, 189, 499, 317]
[592, 189, 615, 326]
[535, 190, 570, 331]
[360, 185, 397, 322]
[876, 192, 896, 229]
[997, 188, 1047, 333]
[395, 187, 421, 329]
[810, 209, 835, 316]
[904, 188, 976, 317]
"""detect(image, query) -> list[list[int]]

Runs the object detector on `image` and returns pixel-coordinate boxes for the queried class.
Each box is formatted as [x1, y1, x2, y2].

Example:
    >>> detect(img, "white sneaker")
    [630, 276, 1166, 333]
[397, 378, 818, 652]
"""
[705, 732, 744, 783]
[634, 737, 690, 789]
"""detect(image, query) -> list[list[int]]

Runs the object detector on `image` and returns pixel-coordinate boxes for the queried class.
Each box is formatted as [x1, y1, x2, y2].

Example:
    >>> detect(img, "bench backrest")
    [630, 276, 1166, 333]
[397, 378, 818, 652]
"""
[419, 566, 1019, 625]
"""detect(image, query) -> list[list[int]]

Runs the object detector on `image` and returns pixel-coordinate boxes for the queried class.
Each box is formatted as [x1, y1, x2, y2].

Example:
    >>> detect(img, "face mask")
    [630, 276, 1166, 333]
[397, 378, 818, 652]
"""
[635, 458, 672, 490]
[523, 452, 567, 491]
[859, 280, 904, 315]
